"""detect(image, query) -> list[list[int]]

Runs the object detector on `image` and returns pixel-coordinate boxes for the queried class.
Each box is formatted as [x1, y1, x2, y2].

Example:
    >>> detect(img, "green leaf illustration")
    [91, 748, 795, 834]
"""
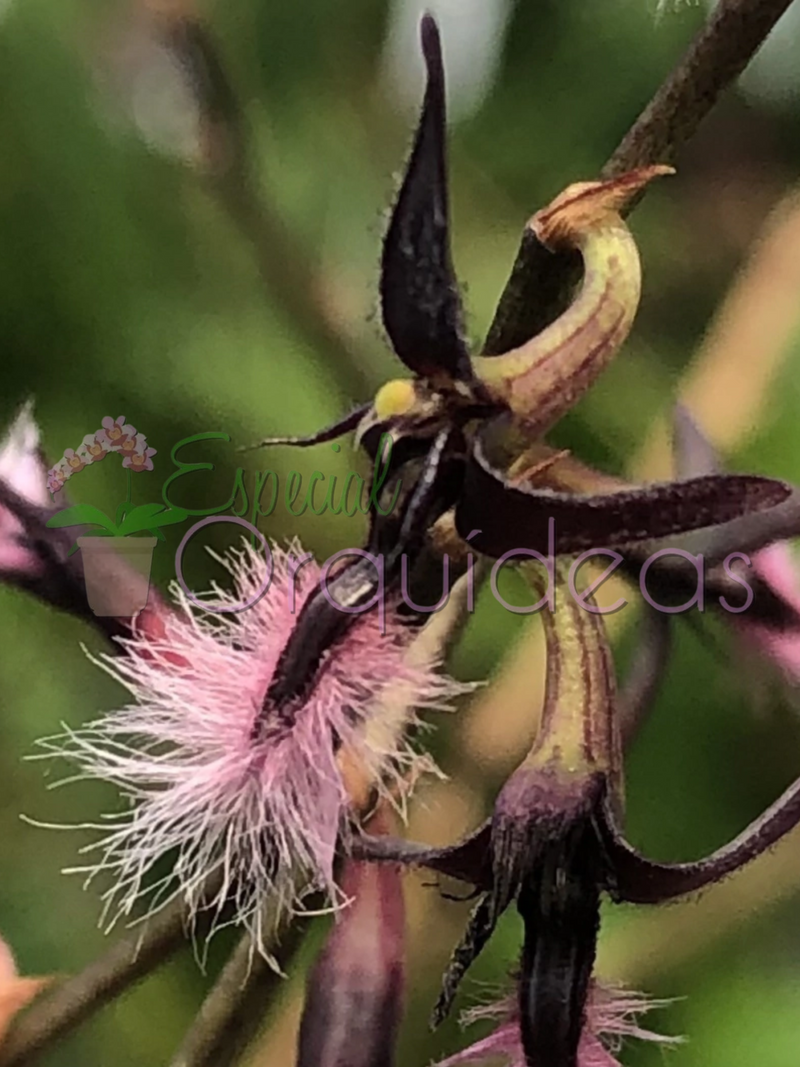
[46, 505, 119, 533]
[118, 505, 189, 537]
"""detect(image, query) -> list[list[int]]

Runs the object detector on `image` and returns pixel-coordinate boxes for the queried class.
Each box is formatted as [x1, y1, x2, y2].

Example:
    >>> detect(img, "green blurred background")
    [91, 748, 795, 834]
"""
[3, 0, 800, 1063]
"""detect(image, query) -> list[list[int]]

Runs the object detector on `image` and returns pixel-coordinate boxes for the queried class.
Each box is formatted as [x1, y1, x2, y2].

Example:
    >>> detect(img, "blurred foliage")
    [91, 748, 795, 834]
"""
[3, 0, 800, 1064]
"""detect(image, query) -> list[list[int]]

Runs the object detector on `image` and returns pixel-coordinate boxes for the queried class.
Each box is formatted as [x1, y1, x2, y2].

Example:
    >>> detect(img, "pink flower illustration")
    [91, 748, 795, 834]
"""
[62, 448, 87, 475]
[122, 435, 156, 472]
[117, 436, 140, 457]
[436, 984, 675, 1067]
[78, 433, 112, 464]
[98, 415, 137, 450]
[39, 542, 472, 963]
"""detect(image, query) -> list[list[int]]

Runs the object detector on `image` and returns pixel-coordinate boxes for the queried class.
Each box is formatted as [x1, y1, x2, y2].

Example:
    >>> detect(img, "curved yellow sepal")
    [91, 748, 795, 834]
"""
[472, 166, 674, 439]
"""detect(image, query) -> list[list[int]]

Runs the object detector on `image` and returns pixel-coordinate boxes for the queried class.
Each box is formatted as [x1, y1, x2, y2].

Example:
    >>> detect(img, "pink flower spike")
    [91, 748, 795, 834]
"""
[122, 438, 156, 473]
[37, 541, 473, 965]
[79, 433, 112, 463]
[100, 415, 136, 449]
[62, 448, 87, 475]
[435, 983, 677, 1067]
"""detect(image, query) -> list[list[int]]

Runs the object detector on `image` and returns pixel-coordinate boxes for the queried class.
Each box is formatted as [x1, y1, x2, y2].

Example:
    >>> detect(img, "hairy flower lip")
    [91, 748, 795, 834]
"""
[434, 982, 677, 1067]
[36, 540, 472, 963]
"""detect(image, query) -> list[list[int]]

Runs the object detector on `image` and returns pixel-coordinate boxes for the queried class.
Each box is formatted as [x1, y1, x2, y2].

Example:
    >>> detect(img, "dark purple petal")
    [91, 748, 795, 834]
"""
[599, 782, 800, 904]
[455, 418, 790, 557]
[432, 894, 496, 1027]
[517, 816, 602, 1067]
[618, 405, 800, 629]
[351, 823, 492, 891]
[380, 15, 471, 380]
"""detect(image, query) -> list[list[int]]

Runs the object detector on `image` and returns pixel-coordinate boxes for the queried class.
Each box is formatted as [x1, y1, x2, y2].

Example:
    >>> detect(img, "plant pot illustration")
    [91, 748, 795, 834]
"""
[78, 536, 157, 617]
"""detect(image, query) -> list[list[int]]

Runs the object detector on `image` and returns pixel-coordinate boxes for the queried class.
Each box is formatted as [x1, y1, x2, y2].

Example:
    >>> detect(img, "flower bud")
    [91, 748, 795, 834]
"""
[297, 810, 405, 1067]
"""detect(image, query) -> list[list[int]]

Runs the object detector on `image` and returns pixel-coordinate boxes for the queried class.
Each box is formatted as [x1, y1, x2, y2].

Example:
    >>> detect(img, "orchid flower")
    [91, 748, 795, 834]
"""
[98, 415, 137, 450]
[121, 435, 157, 472]
[37, 542, 472, 964]
[248, 15, 791, 571]
[245, 12, 798, 780]
[78, 432, 112, 464]
[355, 558, 800, 1066]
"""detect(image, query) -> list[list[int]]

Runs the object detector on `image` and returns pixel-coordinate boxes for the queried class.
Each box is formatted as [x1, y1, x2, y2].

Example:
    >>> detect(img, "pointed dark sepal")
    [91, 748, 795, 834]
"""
[599, 780, 800, 905]
[617, 405, 800, 628]
[350, 822, 493, 891]
[667, 406, 800, 565]
[455, 418, 791, 557]
[238, 404, 371, 453]
[380, 15, 472, 381]
[432, 893, 497, 1028]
